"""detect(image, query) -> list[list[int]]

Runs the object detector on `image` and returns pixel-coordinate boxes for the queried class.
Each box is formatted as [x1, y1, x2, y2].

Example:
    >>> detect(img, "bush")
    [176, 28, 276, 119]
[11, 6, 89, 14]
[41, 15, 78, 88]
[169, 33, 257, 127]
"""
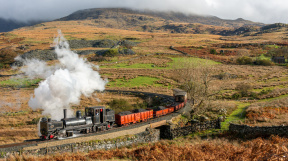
[236, 56, 253, 65]
[254, 59, 274, 66]
[236, 83, 252, 97]
[259, 89, 272, 95]
[210, 49, 217, 55]
[88, 55, 106, 62]
[232, 93, 242, 99]
[109, 99, 133, 114]
[103, 49, 119, 57]
[27, 117, 41, 125]
[0, 48, 17, 68]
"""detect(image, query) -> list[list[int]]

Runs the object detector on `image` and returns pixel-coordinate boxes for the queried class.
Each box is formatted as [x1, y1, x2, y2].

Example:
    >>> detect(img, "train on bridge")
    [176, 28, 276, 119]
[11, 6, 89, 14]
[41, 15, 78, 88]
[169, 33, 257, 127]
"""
[39, 89, 187, 140]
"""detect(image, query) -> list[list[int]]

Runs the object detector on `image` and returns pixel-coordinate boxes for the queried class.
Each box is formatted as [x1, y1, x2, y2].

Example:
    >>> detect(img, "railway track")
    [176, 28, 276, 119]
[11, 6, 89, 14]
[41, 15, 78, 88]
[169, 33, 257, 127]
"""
[0, 89, 186, 152]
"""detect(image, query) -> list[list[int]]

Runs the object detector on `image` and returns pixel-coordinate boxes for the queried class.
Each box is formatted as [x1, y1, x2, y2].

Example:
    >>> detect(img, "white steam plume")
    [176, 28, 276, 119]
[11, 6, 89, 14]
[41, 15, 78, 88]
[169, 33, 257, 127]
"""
[28, 30, 108, 120]
[15, 57, 59, 79]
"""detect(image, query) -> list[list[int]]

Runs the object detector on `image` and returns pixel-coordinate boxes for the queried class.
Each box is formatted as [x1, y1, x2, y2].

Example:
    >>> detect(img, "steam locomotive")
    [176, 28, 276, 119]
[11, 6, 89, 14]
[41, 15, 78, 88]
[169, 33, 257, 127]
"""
[40, 107, 115, 140]
[40, 89, 187, 140]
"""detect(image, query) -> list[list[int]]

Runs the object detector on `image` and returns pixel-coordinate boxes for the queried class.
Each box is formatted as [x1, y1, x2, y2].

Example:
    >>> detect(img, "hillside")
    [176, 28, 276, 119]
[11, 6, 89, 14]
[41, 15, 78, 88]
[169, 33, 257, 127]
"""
[0, 18, 43, 32]
[58, 8, 264, 29]
[0, 8, 270, 35]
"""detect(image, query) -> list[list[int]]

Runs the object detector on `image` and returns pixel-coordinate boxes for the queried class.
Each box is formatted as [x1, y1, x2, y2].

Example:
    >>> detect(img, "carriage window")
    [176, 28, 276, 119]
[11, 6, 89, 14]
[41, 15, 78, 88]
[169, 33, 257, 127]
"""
[89, 109, 94, 115]
[95, 109, 100, 115]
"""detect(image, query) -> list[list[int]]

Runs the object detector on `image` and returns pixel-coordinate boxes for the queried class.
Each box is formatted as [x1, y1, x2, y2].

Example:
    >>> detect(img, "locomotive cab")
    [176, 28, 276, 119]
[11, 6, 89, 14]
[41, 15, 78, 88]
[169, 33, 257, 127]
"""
[85, 106, 115, 125]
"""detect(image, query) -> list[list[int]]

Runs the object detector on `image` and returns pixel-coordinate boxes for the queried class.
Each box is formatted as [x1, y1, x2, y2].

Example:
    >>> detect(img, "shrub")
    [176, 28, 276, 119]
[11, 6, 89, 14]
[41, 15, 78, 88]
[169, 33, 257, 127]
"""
[0, 48, 17, 69]
[109, 99, 133, 113]
[250, 92, 258, 99]
[210, 49, 217, 55]
[235, 83, 252, 97]
[103, 49, 119, 57]
[134, 101, 147, 109]
[27, 117, 41, 125]
[236, 56, 253, 65]
[88, 55, 106, 62]
[254, 59, 274, 66]
[232, 93, 242, 99]
[259, 89, 272, 95]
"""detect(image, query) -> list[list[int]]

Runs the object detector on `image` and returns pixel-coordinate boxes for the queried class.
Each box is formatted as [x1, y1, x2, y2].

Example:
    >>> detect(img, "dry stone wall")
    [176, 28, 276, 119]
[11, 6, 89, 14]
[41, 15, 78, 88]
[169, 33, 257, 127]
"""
[1, 128, 159, 158]
[229, 123, 288, 138]
[160, 119, 221, 139]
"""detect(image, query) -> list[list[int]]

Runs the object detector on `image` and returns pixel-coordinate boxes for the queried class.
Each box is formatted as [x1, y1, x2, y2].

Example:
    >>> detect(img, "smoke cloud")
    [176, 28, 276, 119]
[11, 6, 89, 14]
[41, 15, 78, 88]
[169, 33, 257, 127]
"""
[1, 0, 288, 24]
[15, 57, 59, 79]
[25, 30, 107, 120]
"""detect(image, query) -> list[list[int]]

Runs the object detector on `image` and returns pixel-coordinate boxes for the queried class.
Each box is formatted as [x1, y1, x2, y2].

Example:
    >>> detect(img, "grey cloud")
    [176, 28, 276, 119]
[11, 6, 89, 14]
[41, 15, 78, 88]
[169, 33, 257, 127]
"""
[0, 0, 288, 24]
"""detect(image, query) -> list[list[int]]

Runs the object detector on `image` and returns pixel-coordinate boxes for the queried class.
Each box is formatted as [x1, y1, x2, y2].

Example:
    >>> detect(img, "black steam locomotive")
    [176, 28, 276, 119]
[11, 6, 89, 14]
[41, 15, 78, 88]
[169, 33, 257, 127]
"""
[40, 106, 115, 140]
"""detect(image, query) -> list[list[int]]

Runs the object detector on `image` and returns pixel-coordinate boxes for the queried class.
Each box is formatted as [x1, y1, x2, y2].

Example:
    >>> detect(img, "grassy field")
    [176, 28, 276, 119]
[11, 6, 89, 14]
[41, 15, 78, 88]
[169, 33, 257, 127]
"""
[100, 56, 221, 69]
[108, 76, 163, 87]
[0, 78, 41, 88]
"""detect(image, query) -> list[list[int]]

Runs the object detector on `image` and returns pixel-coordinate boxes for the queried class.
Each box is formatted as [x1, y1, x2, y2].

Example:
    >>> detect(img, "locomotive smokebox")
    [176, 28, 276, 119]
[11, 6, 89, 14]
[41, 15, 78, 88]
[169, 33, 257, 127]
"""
[76, 111, 82, 119]
[63, 109, 67, 119]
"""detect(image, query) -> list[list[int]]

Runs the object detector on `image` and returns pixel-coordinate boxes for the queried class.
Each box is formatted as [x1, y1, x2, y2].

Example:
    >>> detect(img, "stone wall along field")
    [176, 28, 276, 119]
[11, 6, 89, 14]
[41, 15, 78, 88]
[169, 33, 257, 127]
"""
[229, 123, 288, 138]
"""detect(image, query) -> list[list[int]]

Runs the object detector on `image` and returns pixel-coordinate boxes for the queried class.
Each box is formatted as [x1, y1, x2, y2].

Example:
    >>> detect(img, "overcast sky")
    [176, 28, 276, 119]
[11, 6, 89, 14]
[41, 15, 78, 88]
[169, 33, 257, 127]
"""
[0, 0, 288, 24]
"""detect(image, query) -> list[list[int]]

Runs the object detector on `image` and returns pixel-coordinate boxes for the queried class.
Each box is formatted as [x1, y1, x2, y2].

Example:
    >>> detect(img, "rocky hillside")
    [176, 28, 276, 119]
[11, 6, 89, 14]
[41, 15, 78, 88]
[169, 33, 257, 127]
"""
[58, 8, 264, 29]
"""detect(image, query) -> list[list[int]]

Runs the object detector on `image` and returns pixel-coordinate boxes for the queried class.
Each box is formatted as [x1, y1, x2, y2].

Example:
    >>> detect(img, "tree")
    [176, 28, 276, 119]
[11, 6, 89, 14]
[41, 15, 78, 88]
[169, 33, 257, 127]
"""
[172, 59, 219, 108]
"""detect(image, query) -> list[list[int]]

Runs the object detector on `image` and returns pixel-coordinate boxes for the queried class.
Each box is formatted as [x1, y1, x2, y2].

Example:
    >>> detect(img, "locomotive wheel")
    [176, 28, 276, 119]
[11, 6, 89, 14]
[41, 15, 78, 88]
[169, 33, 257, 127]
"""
[40, 136, 46, 140]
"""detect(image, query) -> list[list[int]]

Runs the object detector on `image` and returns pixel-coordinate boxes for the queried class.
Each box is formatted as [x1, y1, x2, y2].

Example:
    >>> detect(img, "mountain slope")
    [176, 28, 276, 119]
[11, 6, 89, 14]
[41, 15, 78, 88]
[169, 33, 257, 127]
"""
[58, 8, 264, 28]
[0, 18, 44, 32]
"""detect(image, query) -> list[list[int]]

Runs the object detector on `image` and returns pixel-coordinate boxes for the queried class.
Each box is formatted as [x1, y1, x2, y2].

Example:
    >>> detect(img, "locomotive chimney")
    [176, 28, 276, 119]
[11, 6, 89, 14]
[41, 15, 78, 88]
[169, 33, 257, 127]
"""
[63, 109, 67, 119]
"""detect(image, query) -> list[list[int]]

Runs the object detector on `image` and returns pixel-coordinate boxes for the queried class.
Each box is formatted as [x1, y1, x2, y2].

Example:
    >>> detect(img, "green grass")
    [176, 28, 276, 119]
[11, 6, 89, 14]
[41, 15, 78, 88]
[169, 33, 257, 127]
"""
[0, 78, 42, 88]
[252, 87, 275, 93]
[5, 110, 29, 116]
[220, 93, 288, 130]
[221, 102, 250, 130]
[108, 76, 163, 88]
[186, 129, 223, 138]
[258, 94, 288, 102]
[101, 56, 221, 69]
[101, 63, 163, 69]
[257, 54, 271, 60]
[265, 45, 280, 49]
[169, 57, 221, 69]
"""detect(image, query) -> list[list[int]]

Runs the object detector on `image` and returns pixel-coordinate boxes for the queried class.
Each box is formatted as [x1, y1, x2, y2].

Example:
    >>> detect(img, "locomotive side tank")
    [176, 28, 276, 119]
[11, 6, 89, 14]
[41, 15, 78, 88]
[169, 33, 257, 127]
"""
[62, 110, 89, 127]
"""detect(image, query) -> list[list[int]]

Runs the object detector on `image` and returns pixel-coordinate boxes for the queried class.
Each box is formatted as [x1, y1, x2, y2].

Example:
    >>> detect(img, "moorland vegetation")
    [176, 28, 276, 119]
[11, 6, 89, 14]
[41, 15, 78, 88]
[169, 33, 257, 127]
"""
[0, 7, 288, 159]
